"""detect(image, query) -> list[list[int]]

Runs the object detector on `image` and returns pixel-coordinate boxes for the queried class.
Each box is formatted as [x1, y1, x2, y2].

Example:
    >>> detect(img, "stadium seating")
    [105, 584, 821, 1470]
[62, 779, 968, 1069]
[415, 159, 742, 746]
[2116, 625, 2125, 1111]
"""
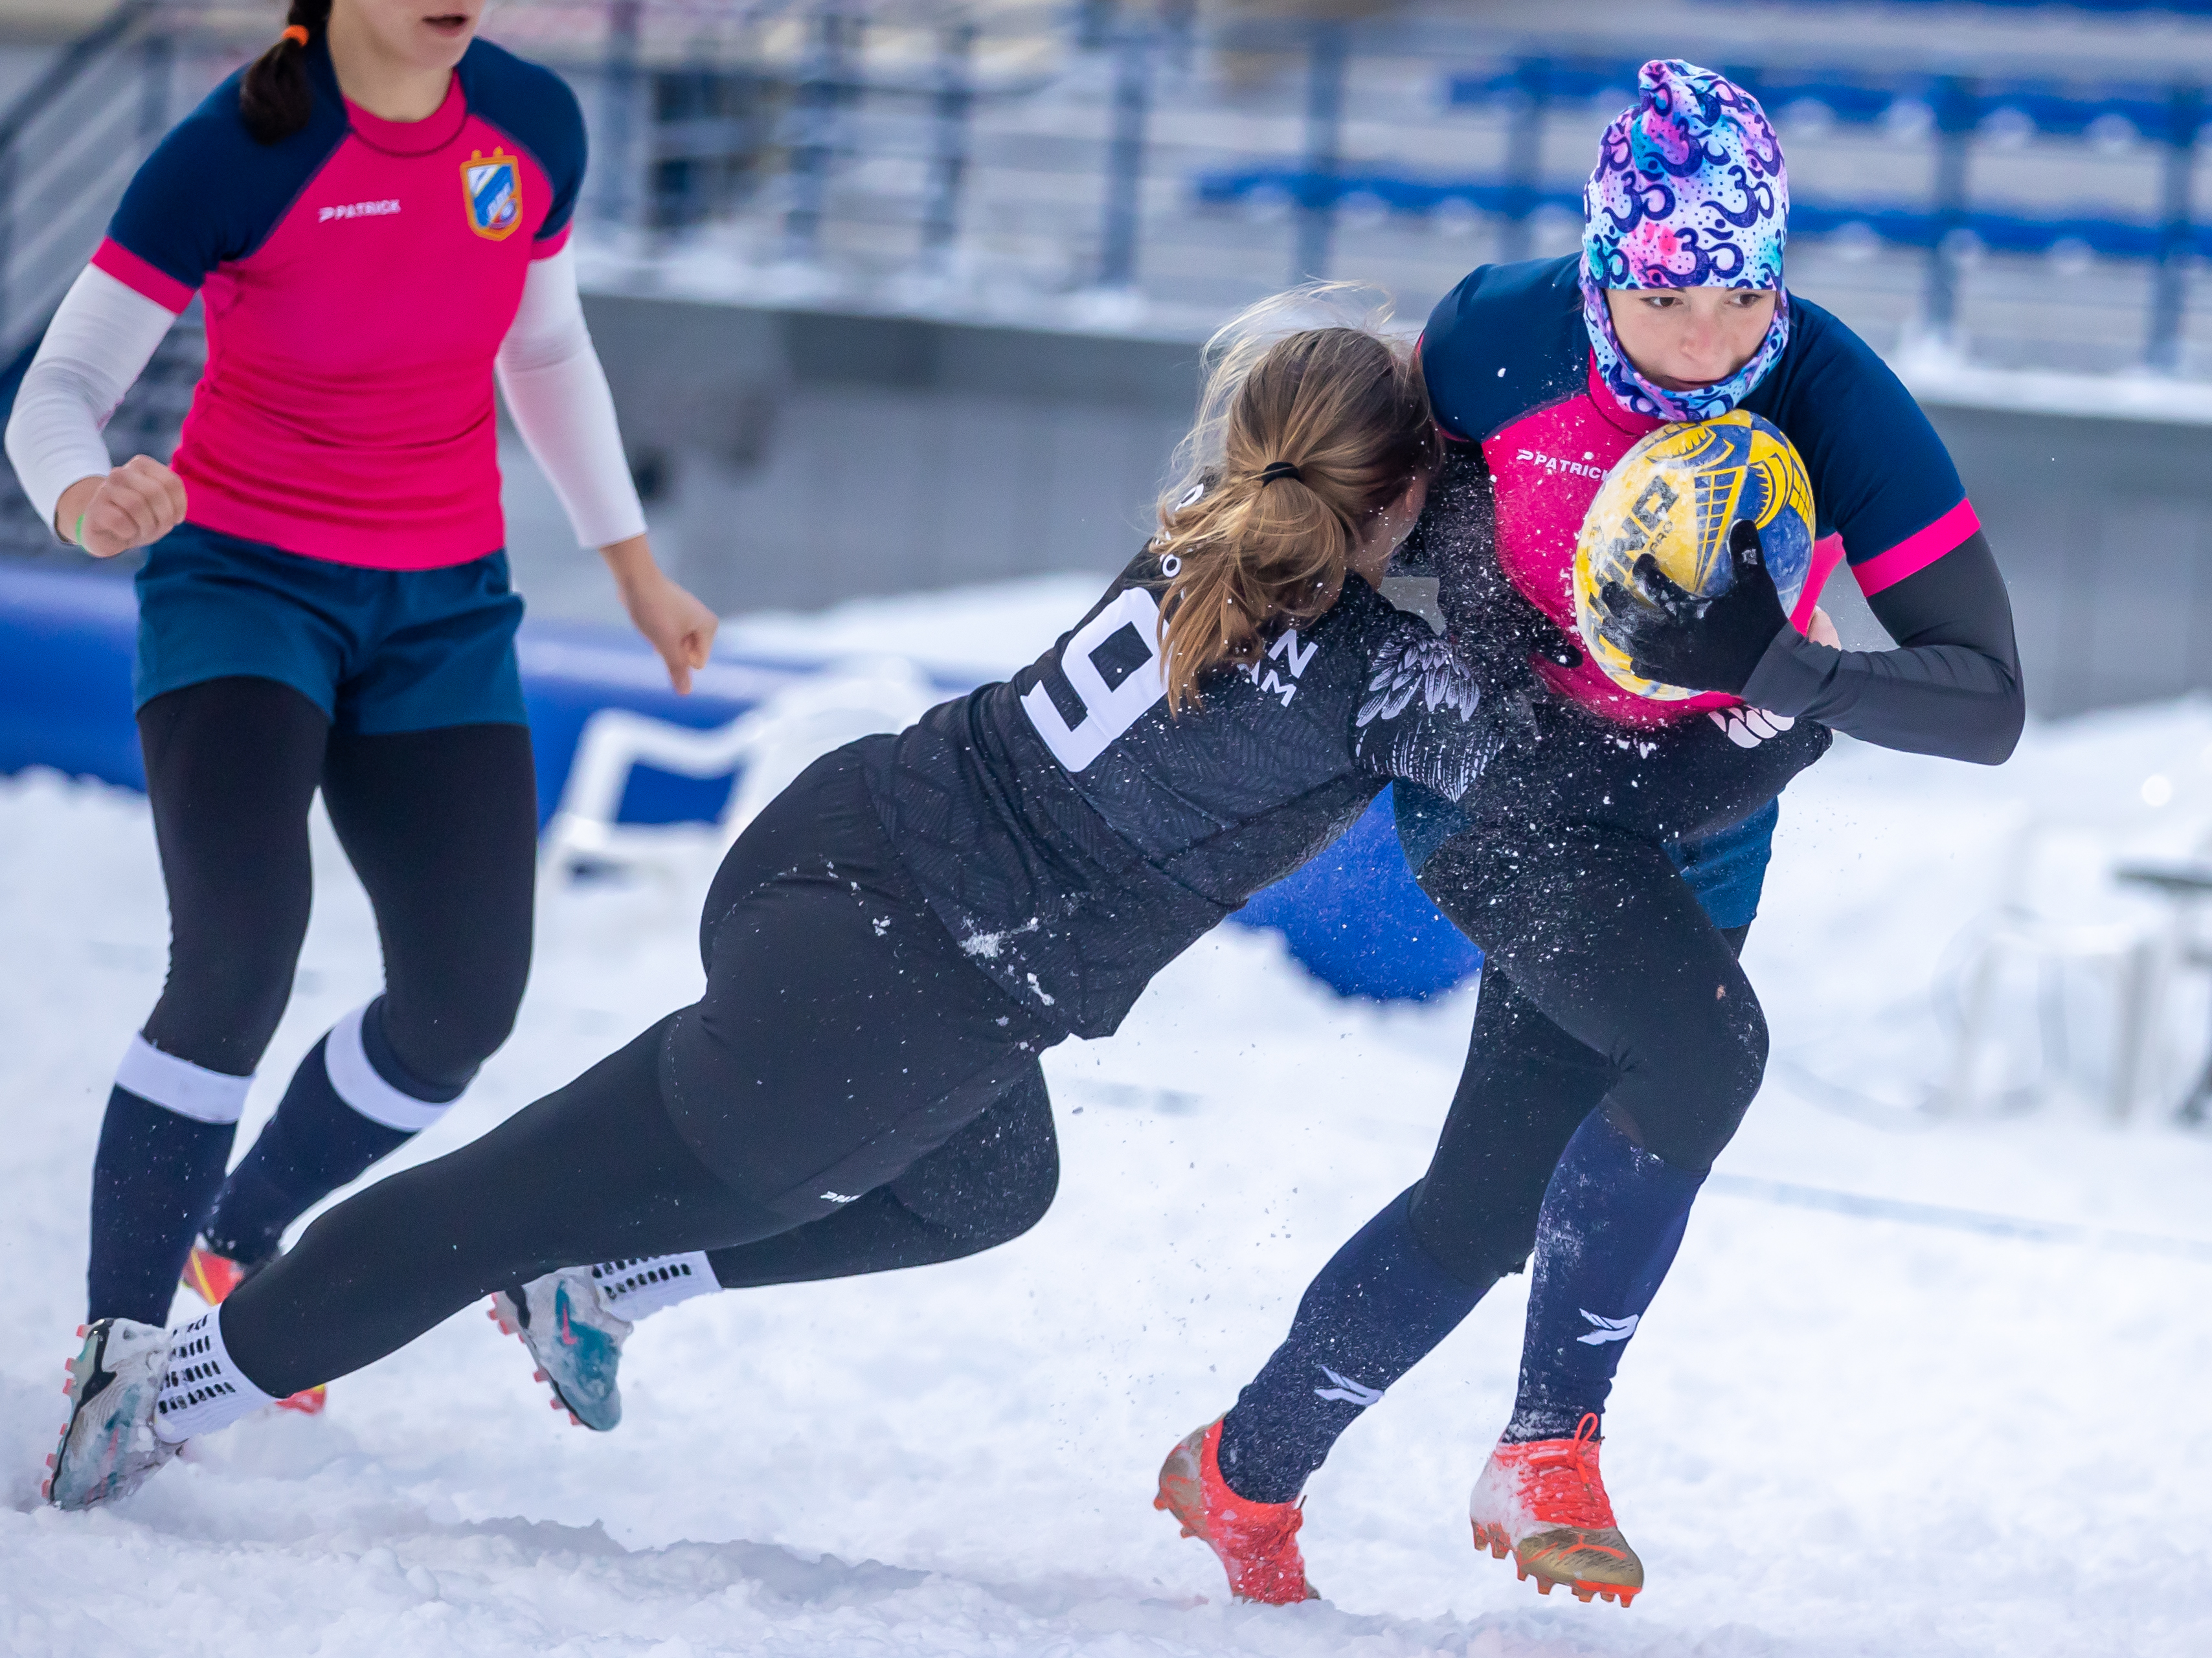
[1199, 56, 2207, 277]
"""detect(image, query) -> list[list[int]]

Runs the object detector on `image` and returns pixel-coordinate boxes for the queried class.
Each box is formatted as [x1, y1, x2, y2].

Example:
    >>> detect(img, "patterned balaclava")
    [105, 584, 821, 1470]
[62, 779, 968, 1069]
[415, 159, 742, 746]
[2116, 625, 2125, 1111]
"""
[1581, 59, 1790, 422]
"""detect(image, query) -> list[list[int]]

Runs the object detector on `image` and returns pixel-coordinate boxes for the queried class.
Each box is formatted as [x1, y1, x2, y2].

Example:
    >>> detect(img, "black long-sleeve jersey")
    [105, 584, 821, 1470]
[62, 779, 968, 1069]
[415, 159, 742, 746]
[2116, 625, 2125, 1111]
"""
[862, 552, 1515, 1038]
[863, 548, 1828, 1040]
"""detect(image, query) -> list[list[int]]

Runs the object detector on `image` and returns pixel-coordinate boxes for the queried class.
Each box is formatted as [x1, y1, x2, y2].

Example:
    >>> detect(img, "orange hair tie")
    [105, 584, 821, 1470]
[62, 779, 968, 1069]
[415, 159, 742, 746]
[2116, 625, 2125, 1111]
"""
[280, 24, 310, 47]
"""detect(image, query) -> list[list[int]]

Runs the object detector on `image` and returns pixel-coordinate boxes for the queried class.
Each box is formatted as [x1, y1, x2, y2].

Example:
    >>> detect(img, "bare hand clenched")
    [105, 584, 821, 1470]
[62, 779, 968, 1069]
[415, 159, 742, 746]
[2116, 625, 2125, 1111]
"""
[56, 456, 188, 558]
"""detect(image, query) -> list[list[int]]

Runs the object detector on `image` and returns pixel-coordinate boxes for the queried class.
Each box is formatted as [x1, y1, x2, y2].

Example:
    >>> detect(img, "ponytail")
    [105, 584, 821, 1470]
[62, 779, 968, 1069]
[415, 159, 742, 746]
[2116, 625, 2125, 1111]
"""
[240, 0, 332, 145]
[1153, 293, 1438, 713]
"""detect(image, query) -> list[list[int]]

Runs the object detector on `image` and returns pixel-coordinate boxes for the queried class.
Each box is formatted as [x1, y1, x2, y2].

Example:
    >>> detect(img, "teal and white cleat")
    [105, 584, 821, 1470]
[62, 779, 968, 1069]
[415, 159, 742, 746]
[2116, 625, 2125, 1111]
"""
[490, 1268, 632, 1432]
[45, 1319, 177, 1510]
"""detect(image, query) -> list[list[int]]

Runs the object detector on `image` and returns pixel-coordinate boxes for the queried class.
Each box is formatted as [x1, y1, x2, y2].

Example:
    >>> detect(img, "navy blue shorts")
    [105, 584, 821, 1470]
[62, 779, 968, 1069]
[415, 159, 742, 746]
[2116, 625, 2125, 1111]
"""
[133, 522, 526, 732]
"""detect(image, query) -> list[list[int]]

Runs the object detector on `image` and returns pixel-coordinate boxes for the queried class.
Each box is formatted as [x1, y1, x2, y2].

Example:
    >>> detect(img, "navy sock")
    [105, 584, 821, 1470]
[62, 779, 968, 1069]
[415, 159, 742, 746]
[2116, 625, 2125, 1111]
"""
[1216, 1187, 1490, 1503]
[1505, 1110, 1704, 1443]
[201, 998, 465, 1267]
[89, 1086, 239, 1325]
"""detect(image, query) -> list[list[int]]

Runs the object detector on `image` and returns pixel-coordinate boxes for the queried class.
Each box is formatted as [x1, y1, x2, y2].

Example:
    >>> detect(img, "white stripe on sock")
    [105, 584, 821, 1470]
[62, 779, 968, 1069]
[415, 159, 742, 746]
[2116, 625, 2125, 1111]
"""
[324, 1002, 451, 1132]
[591, 1252, 717, 1321]
[114, 1033, 252, 1125]
[153, 1308, 276, 1443]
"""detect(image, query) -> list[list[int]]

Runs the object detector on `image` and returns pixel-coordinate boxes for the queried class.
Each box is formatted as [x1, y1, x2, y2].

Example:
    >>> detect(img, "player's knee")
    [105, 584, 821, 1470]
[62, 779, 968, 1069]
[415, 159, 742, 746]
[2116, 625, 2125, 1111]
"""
[377, 983, 523, 1093]
[888, 1089, 1062, 1251]
[1406, 1178, 1539, 1290]
[974, 1146, 1060, 1246]
[907, 1137, 1061, 1251]
[1626, 988, 1768, 1172]
[148, 934, 304, 1070]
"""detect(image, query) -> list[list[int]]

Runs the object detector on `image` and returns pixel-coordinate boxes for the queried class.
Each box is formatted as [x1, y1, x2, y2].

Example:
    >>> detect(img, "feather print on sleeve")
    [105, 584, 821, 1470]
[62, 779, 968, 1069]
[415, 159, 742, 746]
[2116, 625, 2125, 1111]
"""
[1354, 625, 1515, 802]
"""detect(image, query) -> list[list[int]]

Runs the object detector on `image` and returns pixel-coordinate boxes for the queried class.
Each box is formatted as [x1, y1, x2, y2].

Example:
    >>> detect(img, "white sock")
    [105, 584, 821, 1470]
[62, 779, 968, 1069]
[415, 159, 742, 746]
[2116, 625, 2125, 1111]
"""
[153, 1309, 276, 1443]
[589, 1253, 717, 1322]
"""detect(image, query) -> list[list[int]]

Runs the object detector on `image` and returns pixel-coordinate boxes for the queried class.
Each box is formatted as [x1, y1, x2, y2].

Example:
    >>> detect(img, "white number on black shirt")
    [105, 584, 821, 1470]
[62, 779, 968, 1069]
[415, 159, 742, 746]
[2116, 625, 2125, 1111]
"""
[1021, 587, 1168, 772]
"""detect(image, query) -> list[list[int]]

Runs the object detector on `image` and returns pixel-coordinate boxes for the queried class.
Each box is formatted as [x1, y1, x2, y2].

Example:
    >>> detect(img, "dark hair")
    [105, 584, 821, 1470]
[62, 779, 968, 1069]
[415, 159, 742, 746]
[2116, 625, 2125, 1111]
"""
[1153, 301, 1437, 713]
[240, 0, 332, 145]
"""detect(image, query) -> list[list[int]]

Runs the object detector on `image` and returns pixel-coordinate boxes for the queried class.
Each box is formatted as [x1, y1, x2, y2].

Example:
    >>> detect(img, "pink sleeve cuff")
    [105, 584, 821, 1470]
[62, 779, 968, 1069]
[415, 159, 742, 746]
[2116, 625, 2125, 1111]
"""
[1789, 533, 1848, 631]
[89, 238, 194, 314]
[1851, 499, 1982, 596]
[532, 222, 572, 260]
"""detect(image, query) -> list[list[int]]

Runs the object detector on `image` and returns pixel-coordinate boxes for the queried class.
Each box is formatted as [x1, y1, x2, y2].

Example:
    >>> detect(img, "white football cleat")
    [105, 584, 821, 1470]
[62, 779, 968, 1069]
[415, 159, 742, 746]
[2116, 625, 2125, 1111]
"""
[45, 1319, 178, 1511]
[490, 1268, 633, 1432]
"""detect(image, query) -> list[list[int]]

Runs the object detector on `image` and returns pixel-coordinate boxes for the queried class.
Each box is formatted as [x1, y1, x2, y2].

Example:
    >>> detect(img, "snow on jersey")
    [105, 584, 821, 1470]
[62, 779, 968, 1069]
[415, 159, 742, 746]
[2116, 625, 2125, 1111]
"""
[1417, 255, 1981, 726]
[91, 38, 584, 569]
[863, 554, 1514, 1038]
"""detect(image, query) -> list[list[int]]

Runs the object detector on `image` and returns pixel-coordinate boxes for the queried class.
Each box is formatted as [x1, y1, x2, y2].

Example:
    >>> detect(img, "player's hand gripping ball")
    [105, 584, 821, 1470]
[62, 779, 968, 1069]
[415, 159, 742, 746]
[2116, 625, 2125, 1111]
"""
[1573, 410, 1816, 700]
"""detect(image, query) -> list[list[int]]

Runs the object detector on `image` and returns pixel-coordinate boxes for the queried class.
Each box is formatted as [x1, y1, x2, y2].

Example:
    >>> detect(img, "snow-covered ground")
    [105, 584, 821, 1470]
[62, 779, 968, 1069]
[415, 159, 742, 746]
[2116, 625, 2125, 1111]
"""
[7, 583, 2212, 1655]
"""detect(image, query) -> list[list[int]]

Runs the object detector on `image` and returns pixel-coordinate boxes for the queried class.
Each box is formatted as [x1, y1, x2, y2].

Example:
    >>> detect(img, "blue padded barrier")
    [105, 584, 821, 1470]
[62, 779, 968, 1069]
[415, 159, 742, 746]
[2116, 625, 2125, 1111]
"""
[1234, 783, 1483, 1001]
[0, 565, 1482, 1002]
[0, 566, 142, 789]
[512, 625, 976, 829]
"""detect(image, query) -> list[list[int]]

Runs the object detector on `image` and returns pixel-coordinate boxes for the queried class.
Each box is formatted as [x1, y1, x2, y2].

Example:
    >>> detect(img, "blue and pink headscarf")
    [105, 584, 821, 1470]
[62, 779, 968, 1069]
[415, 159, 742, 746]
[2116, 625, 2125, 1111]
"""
[1581, 60, 1790, 422]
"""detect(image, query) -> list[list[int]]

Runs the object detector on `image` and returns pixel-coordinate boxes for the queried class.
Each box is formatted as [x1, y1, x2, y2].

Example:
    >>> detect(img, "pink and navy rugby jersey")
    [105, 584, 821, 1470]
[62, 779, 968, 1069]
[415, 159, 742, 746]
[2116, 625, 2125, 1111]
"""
[1419, 256, 1984, 728]
[91, 38, 584, 570]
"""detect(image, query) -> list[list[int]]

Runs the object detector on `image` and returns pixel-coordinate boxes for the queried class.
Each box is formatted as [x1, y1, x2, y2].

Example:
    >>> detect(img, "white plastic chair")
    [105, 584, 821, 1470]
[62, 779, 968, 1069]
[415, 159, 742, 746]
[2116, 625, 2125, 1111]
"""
[2111, 838, 2212, 1123]
[541, 655, 938, 880]
[1941, 818, 2169, 1120]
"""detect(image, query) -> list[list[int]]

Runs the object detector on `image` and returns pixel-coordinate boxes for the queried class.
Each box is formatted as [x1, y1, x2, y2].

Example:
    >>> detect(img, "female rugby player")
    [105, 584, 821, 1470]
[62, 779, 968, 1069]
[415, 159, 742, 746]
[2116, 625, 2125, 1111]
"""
[4, 0, 716, 1379]
[1173, 60, 2023, 1609]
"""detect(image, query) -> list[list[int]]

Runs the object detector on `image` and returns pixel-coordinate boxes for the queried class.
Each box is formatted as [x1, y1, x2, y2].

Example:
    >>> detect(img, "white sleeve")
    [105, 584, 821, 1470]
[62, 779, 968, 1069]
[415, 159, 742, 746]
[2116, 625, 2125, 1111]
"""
[494, 245, 648, 550]
[5, 265, 178, 536]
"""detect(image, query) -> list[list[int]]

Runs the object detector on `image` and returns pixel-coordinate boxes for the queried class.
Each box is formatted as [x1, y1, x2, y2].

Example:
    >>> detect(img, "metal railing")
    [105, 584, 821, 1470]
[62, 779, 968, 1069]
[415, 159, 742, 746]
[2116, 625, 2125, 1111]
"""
[0, 1, 167, 362]
[0, 3, 251, 556]
[1433, 59, 2212, 370]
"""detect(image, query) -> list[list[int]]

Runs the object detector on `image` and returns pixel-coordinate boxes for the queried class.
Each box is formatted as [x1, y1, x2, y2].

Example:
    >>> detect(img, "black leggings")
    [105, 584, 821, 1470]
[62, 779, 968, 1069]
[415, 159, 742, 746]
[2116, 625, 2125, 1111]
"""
[704, 1070, 1058, 1289]
[1407, 913, 1751, 1290]
[1371, 695, 1827, 1283]
[220, 744, 1058, 1396]
[138, 677, 536, 1086]
[88, 678, 539, 1324]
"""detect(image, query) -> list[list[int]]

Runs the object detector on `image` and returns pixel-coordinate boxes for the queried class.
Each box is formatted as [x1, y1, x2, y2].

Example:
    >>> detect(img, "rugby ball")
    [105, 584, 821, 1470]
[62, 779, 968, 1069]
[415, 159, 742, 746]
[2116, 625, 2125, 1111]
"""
[1573, 410, 1815, 701]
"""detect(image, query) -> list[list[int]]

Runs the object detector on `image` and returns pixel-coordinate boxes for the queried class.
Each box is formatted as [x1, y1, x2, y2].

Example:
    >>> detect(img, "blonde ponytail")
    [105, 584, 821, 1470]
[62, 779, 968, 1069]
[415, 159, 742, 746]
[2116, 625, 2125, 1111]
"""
[1154, 291, 1436, 713]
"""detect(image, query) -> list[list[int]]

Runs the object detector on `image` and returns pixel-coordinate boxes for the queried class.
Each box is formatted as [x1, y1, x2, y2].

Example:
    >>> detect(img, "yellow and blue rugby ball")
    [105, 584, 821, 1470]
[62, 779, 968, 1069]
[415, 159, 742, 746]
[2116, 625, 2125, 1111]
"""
[1573, 410, 1816, 701]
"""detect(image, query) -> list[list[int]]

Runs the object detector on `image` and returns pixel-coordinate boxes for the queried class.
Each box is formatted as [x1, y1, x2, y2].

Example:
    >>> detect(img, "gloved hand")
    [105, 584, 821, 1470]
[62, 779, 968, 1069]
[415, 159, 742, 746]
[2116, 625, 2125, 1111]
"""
[1596, 517, 1790, 695]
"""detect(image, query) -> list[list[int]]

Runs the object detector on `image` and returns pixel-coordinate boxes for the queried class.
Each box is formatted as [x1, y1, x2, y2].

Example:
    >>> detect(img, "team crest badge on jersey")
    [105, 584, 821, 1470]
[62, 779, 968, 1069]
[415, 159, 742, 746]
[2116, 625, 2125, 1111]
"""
[460, 148, 523, 241]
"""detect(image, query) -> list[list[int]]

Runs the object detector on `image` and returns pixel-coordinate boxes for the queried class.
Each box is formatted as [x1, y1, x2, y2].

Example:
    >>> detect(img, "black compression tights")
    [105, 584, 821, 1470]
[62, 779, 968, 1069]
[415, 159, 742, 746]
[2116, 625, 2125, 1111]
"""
[1405, 824, 1767, 1285]
[138, 677, 536, 1085]
[220, 1020, 1060, 1397]
[1405, 917, 1750, 1288]
[704, 1071, 1059, 1290]
[218, 745, 1061, 1398]
[89, 680, 538, 1325]
[222, 1018, 768, 1396]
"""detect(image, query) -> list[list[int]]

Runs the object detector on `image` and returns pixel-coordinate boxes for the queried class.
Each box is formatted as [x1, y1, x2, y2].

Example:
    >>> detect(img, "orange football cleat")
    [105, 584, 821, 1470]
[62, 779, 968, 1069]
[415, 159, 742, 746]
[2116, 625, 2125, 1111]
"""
[180, 1241, 326, 1416]
[1154, 1418, 1318, 1605]
[180, 1242, 249, 1307]
[1468, 1413, 1642, 1607]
